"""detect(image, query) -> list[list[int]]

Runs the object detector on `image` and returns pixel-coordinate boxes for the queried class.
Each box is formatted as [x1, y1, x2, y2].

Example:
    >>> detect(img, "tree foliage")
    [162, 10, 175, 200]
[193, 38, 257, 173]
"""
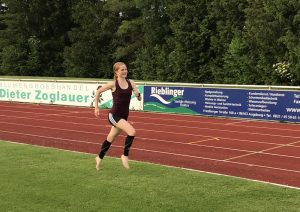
[64, 0, 118, 78]
[0, 0, 72, 76]
[0, 0, 299, 85]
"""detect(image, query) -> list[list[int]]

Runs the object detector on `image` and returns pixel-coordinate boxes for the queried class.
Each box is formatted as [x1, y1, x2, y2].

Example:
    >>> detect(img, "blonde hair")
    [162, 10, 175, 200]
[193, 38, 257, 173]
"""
[113, 62, 126, 80]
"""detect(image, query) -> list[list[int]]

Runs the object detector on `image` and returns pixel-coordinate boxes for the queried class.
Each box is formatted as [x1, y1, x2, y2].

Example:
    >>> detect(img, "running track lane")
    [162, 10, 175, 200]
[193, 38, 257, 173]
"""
[0, 101, 300, 188]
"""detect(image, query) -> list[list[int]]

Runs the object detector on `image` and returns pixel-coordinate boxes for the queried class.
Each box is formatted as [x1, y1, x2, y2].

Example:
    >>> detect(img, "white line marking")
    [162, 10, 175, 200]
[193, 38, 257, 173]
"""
[1, 105, 300, 132]
[0, 127, 299, 168]
[114, 145, 300, 174]
[0, 113, 299, 142]
[0, 113, 298, 147]
[0, 129, 99, 145]
[1, 102, 300, 188]
[1, 139, 300, 190]
[1, 130, 299, 174]
[2, 114, 298, 149]
[224, 140, 300, 161]
[1, 120, 300, 159]
[189, 137, 219, 144]
[225, 120, 252, 125]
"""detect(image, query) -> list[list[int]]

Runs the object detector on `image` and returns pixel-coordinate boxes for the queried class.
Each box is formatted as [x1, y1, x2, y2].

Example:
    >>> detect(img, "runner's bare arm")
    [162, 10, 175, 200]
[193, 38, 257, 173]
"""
[130, 80, 141, 101]
[94, 81, 115, 117]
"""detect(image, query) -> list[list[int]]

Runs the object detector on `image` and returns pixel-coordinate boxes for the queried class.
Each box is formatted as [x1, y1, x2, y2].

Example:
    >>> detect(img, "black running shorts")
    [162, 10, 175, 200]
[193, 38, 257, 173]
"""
[108, 113, 127, 127]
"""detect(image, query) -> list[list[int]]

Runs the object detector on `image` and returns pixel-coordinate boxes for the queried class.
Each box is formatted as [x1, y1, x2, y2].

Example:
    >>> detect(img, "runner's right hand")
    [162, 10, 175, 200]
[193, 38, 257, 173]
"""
[94, 108, 100, 118]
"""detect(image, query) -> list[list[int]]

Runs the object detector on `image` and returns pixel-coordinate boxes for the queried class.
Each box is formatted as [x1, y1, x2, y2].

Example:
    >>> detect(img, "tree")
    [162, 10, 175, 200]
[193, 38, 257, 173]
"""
[106, 0, 143, 66]
[0, 0, 28, 75]
[223, 35, 255, 84]
[131, 0, 171, 81]
[64, 0, 118, 78]
[206, 0, 248, 84]
[272, 0, 300, 85]
[225, 0, 300, 85]
[0, 0, 73, 76]
[165, 0, 213, 83]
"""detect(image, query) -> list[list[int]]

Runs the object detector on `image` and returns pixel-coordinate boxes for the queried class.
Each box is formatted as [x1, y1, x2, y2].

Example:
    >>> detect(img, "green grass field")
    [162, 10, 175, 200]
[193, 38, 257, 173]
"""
[0, 141, 299, 212]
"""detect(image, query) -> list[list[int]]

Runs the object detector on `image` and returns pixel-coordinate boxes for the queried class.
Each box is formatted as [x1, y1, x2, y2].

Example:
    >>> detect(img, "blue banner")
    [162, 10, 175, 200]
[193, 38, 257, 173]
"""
[144, 86, 200, 115]
[144, 86, 300, 122]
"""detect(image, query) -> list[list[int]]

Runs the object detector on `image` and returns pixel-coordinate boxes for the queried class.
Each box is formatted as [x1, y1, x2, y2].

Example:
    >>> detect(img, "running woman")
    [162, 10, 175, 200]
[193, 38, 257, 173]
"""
[94, 62, 142, 170]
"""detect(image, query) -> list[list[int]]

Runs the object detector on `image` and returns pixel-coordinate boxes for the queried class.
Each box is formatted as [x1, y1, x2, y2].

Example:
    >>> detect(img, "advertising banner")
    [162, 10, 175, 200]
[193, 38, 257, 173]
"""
[0, 80, 143, 110]
[144, 86, 199, 115]
[144, 86, 300, 122]
[201, 88, 300, 122]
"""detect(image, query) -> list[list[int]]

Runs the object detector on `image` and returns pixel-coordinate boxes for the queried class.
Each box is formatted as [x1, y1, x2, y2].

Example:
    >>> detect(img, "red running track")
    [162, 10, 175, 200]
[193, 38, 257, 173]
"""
[0, 101, 300, 188]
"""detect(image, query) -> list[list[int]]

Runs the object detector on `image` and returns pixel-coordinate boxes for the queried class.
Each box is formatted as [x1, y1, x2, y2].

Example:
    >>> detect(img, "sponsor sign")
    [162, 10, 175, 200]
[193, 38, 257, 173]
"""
[0, 80, 143, 110]
[201, 88, 300, 122]
[144, 86, 300, 122]
[144, 86, 200, 115]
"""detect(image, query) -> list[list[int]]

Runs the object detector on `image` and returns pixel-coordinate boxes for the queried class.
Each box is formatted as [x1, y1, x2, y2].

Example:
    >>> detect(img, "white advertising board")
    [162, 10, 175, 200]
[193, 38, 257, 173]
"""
[0, 80, 143, 110]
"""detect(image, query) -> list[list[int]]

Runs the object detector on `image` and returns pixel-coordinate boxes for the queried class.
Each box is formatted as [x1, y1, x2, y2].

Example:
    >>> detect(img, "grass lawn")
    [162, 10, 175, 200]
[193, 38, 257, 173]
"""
[0, 140, 299, 212]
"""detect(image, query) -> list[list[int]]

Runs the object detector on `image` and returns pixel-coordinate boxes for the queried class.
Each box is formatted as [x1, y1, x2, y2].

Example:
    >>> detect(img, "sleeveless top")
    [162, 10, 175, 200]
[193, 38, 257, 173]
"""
[109, 79, 133, 119]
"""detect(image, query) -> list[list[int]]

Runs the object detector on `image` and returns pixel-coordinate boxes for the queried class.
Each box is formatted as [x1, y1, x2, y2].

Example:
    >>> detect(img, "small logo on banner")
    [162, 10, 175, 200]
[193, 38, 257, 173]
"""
[150, 94, 171, 104]
[90, 85, 104, 107]
[150, 87, 184, 105]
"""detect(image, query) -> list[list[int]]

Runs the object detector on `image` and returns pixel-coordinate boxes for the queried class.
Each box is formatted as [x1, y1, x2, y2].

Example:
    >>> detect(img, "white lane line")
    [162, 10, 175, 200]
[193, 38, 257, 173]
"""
[0, 113, 299, 140]
[112, 145, 300, 174]
[0, 127, 300, 167]
[1, 105, 300, 132]
[189, 137, 220, 144]
[1, 129, 299, 174]
[1, 139, 300, 190]
[1, 114, 298, 148]
[1, 120, 300, 159]
[225, 120, 253, 125]
[224, 140, 300, 161]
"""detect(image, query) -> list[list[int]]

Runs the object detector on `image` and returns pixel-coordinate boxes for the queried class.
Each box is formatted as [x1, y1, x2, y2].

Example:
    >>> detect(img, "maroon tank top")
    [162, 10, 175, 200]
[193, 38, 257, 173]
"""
[109, 79, 133, 119]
